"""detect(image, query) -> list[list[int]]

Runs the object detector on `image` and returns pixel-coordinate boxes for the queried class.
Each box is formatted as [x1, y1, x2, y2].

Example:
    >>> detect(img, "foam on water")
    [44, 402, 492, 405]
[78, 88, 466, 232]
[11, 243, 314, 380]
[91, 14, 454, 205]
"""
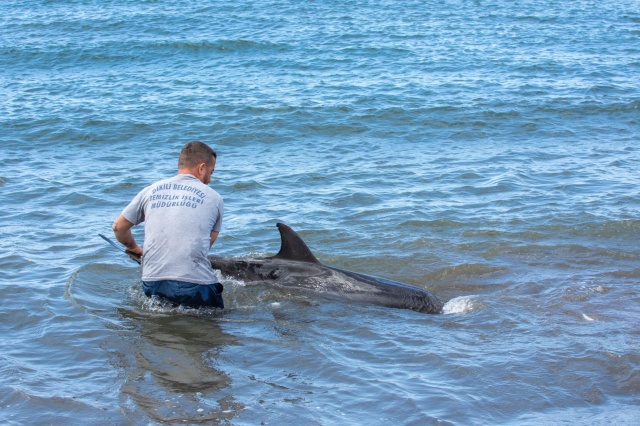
[442, 296, 479, 315]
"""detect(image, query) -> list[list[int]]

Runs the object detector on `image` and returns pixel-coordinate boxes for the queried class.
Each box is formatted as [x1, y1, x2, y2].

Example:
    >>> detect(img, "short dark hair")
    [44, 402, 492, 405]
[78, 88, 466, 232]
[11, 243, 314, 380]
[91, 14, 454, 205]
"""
[178, 141, 217, 169]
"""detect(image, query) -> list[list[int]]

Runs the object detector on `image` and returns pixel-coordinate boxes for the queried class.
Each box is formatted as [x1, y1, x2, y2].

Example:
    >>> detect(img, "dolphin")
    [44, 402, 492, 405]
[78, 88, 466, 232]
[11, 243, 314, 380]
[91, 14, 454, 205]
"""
[209, 223, 444, 314]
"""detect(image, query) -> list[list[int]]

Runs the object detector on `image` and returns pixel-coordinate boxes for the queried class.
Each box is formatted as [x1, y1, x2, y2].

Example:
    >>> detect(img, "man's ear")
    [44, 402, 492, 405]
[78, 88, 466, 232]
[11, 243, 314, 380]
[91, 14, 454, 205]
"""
[196, 162, 207, 178]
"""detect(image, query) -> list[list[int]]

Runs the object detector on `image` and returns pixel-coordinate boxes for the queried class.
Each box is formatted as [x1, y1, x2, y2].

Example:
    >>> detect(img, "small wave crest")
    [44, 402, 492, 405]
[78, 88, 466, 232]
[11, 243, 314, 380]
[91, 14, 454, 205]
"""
[427, 264, 508, 282]
[442, 296, 479, 314]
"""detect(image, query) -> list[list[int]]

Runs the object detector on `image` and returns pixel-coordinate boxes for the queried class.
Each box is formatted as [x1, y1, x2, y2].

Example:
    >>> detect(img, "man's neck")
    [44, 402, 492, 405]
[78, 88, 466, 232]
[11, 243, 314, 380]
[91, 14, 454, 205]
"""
[177, 169, 200, 181]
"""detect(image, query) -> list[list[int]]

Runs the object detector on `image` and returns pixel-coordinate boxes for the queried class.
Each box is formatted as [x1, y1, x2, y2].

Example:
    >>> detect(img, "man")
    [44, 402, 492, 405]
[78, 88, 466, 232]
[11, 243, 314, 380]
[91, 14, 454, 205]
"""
[112, 141, 225, 308]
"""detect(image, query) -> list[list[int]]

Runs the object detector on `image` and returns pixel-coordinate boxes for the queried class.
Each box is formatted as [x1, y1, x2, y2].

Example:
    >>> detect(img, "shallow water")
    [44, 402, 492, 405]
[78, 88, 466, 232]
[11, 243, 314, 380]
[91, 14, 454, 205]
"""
[1, 0, 640, 424]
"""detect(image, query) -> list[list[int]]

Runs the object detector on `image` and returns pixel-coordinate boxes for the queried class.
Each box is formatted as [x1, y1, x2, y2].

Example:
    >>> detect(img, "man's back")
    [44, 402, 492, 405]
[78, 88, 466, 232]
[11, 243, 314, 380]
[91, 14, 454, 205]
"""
[121, 173, 223, 285]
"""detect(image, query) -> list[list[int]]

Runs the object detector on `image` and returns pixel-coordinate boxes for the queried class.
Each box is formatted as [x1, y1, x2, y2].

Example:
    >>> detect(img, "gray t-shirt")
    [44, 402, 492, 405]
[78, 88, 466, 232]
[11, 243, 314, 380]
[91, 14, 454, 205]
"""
[121, 173, 224, 284]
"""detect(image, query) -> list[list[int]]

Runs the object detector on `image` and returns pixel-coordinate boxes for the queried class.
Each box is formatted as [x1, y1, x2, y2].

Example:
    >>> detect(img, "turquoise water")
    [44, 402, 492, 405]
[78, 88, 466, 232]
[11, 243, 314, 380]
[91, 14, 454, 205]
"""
[1, 0, 639, 424]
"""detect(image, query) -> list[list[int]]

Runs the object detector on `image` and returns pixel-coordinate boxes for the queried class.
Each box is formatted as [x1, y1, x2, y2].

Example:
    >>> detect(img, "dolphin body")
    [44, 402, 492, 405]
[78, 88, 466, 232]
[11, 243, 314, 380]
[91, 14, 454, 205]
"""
[209, 223, 444, 314]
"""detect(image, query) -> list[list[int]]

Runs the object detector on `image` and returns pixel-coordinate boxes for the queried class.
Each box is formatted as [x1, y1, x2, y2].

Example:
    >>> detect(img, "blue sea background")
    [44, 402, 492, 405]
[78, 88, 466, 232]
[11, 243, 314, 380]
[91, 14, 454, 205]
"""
[1, 0, 639, 424]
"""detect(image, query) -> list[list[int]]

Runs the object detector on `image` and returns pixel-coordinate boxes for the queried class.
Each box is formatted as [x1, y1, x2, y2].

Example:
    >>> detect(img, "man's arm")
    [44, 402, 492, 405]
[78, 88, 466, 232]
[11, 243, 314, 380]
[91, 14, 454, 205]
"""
[112, 214, 143, 256]
[210, 230, 219, 248]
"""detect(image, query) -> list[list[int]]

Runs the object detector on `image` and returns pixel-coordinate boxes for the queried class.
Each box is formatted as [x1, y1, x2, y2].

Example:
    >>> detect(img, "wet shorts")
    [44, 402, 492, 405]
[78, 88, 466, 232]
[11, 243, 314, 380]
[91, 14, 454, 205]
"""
[142, 280, 224, 309]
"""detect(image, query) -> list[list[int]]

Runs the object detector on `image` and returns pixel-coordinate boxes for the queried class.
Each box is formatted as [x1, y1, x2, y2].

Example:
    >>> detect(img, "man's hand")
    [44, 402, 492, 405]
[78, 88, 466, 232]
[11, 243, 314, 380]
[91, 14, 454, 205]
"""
[112, 215, 143, 256]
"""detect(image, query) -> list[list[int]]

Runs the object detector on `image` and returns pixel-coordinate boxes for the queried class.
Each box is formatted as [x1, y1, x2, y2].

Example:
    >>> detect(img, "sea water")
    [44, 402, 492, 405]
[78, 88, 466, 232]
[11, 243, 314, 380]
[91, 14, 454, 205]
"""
[1, 0, 639, 424]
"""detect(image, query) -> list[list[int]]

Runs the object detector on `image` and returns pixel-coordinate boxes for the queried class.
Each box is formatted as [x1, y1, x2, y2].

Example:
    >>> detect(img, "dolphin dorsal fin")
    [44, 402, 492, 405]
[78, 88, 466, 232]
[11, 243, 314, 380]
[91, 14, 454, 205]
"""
[273, 223, 320, 264]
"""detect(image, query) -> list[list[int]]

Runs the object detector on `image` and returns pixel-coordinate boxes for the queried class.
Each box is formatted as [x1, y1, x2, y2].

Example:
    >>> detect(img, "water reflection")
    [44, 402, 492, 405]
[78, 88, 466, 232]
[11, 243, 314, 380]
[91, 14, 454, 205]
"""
[67, 263, 243, 424]
[116, 308, 243, 424]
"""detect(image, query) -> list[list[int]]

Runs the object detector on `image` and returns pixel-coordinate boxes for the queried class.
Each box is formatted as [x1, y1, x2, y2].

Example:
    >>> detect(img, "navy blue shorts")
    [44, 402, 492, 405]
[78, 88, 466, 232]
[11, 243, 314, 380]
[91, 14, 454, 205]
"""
[142, 280, 224, 309]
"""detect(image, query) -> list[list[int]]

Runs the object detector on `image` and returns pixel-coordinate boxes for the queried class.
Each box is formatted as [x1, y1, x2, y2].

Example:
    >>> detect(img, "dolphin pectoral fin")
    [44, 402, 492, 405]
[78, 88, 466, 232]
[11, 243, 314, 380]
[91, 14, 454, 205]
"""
[99, 233, 142, 265]
[125, 251, 142, 264]
[272, 223, 320, 264]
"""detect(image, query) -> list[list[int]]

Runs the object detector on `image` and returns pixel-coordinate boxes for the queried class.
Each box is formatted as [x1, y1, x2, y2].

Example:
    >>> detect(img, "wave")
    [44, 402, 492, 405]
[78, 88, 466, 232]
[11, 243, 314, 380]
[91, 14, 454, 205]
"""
[2, 37, 291, 69]
[442, 295, 480, 314]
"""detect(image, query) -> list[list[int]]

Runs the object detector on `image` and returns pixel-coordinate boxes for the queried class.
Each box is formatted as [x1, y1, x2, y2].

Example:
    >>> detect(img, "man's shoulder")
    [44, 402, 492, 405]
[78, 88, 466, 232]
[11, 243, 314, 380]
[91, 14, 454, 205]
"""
[140, 176, 177, 193]
[203, 185, 221, 196]
[144, 174, 220, 200]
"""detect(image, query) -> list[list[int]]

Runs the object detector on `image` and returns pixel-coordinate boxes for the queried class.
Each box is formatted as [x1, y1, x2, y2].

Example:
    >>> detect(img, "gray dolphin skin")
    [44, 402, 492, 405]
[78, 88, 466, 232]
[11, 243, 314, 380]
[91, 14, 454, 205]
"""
[209, 223, 444, 314]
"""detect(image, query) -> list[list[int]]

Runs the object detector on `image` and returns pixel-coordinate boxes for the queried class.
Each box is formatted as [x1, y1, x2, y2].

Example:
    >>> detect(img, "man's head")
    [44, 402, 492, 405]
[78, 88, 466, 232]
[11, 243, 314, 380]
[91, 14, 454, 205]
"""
[178, 141, 217, 184]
